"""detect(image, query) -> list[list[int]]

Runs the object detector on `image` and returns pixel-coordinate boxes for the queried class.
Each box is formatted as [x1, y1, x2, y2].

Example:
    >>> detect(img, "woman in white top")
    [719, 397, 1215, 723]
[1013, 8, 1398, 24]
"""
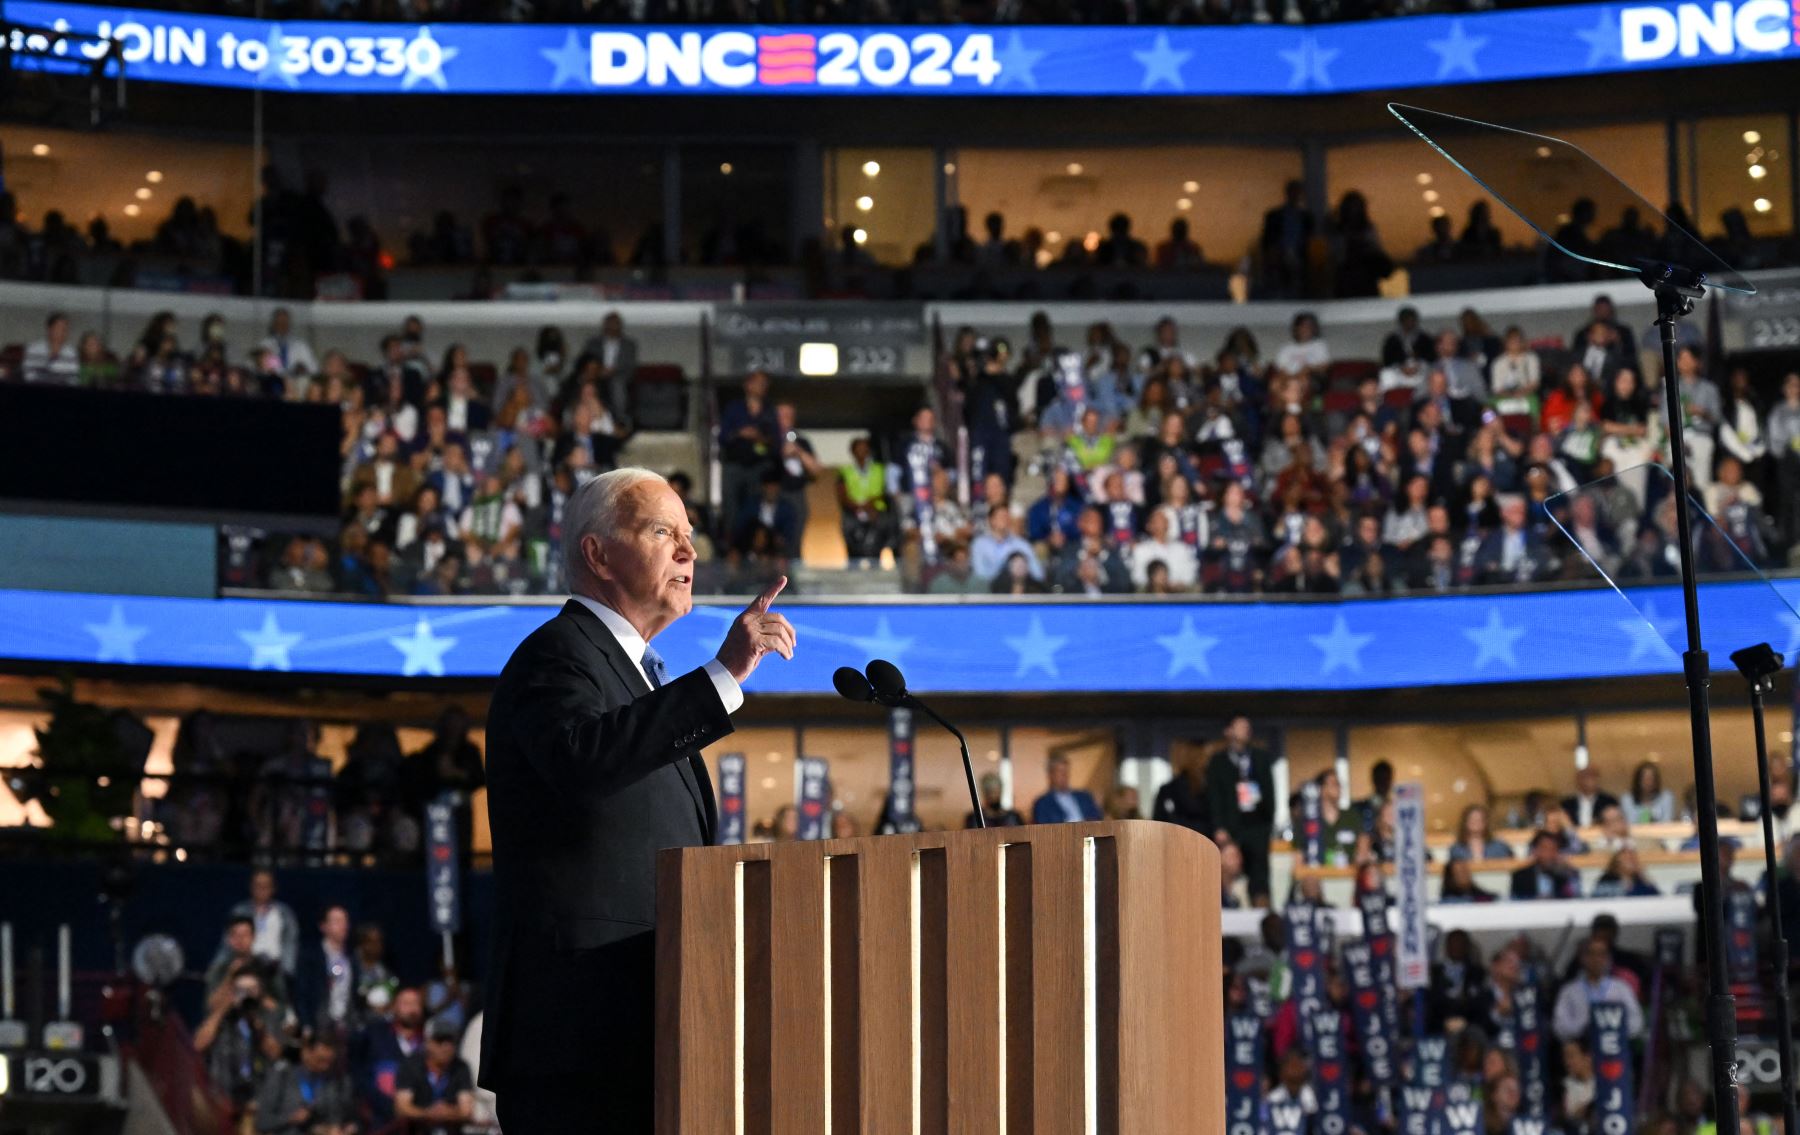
[1273, 311, 1331, 380]
[1719, 367, 1768, 470]
[1489, 326, 1541, 417]
[1131, 507, 1198, 589]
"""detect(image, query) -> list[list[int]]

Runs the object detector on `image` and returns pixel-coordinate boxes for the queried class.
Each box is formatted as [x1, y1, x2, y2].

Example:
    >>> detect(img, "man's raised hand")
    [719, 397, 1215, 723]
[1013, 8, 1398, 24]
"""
[716, 576, 796, 684]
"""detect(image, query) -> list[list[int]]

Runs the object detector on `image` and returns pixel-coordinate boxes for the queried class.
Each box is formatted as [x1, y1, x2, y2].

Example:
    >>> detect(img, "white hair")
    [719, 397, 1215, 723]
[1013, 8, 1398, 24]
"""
[562, 467, 668, 589]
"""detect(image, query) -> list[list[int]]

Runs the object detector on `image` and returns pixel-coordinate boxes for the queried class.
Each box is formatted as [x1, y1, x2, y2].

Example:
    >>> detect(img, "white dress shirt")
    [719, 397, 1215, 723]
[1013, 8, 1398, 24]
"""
[569, 594, 743, 713]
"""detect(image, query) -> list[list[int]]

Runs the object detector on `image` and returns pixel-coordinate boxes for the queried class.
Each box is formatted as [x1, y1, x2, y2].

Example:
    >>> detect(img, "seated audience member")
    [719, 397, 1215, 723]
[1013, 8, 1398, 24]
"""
[966, 772, 1025, 828]
[1509, 830, 1581, 900]
[1440, 858, 1498, 904]
[254, 1031, 357, 1135]
[1551, 937, 1644, 1042]
[1430, 929, 1487, 1029]
[1590, 847, 1659, 898]
[1031, 754, 1103, 824]
[1562, 765, 1619, 828]
[1448, 803, 1512, 861]
[351, 986, 426, 1127]
[23, 311, 78, 384]
[393, 1019, 475, 1135]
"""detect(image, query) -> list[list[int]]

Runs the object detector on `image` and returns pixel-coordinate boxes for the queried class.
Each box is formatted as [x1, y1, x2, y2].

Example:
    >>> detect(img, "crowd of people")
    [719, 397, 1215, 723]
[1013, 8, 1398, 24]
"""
[867, 298, 1796, 596]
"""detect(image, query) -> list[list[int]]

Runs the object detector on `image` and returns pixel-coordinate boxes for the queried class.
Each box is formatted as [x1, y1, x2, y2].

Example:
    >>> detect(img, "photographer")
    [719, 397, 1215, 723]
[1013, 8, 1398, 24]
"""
[194, 960, 296, 1126]
[207, 916, 290, 1006]
[254, 1032, 357, 1135]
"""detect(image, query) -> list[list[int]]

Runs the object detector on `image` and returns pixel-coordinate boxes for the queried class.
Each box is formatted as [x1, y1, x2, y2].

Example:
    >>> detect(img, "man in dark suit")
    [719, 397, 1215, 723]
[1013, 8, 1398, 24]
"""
[291, 904, 359, 1039]
[1205, 716, 1277, 905]
[1510, 830, 1581, 900]
[479, 467, 795, 1134]
[1561, 765, 1620, 829]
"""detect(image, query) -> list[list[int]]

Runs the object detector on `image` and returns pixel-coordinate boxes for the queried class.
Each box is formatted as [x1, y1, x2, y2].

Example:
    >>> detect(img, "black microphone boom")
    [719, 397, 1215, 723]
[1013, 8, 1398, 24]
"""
[861, 659, 987, 830]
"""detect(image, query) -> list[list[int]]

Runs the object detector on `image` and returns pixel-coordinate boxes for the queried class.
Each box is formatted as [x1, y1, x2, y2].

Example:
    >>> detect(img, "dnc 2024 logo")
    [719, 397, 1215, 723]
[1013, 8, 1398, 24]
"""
[1620, 0, 1799, 60]
[586, 30, 1001, 89]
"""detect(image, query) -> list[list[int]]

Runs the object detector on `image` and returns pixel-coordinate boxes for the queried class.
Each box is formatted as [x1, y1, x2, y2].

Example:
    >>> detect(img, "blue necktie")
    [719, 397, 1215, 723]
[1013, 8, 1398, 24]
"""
[641, 643, 670, 689]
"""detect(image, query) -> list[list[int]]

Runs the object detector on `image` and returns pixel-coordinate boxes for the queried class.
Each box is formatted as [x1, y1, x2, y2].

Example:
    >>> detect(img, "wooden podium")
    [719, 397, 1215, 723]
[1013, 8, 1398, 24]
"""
[655, 820, 1221, 1134]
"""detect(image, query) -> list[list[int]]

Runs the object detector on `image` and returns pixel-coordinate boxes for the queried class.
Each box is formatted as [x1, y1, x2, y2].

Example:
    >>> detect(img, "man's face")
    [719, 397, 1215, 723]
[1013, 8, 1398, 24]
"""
[49, 317, 68, 344]
[251, 871, 275, 905]
[1077, 508, 1102, 541]
[745, 372, 770, 400]
[302, 1042, 337, 1074]
[227, 923, 254, 955]
[393, 990, 424, 1029]
[1533, 836, 1560, 868]
[273, 310, 291, 337]
[1577, 767, 1599, 796]
[1047, 760, 1071, 791]
[1226, 717, 1251, 747]
[1581, 940, 1610, 980]
[585, 483, 697, 636]
[776, 403, 797, 432]
[321, 908, 348, 943]
[426, 1035, 456, 1066]
[915, 408, 936, 436]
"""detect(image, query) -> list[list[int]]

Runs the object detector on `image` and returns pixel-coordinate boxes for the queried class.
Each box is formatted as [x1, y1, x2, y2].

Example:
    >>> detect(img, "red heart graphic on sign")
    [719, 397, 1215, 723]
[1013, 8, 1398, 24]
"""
[1233, 1069, 1257, 1091]
[1320, 1062, 1342, 1082]
[1295, 950, 1316, 969]
[1521, 1033, 1539, 1052]
[1373, 938, 1391, 956]
[1600, 1060, 1624, 1080]
[1357, 990, 1379, 1009]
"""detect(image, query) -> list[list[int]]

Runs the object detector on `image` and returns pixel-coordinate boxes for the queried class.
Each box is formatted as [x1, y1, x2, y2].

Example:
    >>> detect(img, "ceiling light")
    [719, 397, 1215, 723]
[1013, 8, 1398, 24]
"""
[1749, 164, 1767, 179]
[135, 188, 151, 200]
[1046, 231, 1062, 243]
[124, 204, 140, 217]
[1744, 130, 1762, 144]
[943, 162, 956, 175]
[1423, 189, 1440, 202]
[862, 160, 880, 177]
[1183, 180, 1199, 193]
[1066, 162, 1084, 176]
[1535, 146, 1552, 158]
[1754, 198, 1773, 213]
[852, 228, 868, 244]
[1416, 173, 1432, 185]
[1176, 197, 1192, 211]
[719, 162, 733, 175]
[146, 170, 163, 183]
[30, 144, 48, 157]
[855, 195, 873, 212]
[1429, 205, 1446, 218]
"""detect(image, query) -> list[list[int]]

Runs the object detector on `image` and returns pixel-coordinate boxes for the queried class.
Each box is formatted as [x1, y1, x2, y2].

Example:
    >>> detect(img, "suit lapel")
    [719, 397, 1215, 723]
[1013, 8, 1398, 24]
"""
[562, 600, 713, 838]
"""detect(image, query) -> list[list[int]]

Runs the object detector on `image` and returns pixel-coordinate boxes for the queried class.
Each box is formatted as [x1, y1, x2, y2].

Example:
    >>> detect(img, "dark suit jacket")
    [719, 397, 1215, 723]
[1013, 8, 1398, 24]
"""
[291, 940, 360, 1035]
[1205, 746, 1277, 842]
[1560, 791, 1620, 827]
[479, 600, 731, 1103]
[1509, 863, 1580, 900]
[253, 1061, 357, 1134]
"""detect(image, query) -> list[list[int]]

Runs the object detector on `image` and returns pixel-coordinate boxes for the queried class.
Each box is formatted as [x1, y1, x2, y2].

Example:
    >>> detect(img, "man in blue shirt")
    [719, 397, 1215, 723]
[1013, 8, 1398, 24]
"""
[1031, 755, 1102, 824]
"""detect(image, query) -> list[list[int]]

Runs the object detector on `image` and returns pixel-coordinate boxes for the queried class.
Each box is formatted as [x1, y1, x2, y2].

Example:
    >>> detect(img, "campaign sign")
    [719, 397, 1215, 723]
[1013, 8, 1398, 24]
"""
[1726, 888, 1759, 981]
[886, 707, 920, 834]
[423, 792, 461, 934]
[1300, 781, 1324, 867]
[1590, 1002, 1635, 1134]
[1441, 1097, 1484, 1134]
[1393, 783, 1430, 989]
[1358, 883, 1402, 1039]
[1311, 1010, 1353, 1135]
[1654, 927, 1685, 969]
[1515, 984, 1546, 1118]
[1400, 1036, 1448, 1135]
[1343, 941, 1397, 1087]
[716, 752, 747, 845]
[1247, 976, 1275, 1021]
[1225, 1013, 1266, 1135]
[797, 755, 830, 840]
[1286, 900, 1327, 1037]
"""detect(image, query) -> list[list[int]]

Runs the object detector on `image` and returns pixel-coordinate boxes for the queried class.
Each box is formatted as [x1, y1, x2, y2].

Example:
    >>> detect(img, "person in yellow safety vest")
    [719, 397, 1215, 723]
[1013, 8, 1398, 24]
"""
[837, 436, 892, 567]
[1066, 407, 1116, 474]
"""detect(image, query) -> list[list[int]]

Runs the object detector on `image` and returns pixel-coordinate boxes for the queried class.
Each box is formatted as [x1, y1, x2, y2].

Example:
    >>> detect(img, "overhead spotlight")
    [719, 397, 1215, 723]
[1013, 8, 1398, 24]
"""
[135, 188, 151, 200]
[1750, 164, 1767, 179]
[1744, 130, 1762, 144]
[1415, 173, 1433, 185]
[719, 162, 734, 175]
[1066, 162, 1084, 176]
[1423, 189, 1439, 202]
[852, 228, 868, 244]
[1046, 231, 1062, 244]
[1182, 179, 1199, 193]
[1177, 197, 1192, 211]
[146, 170, 163, 183]
[124, 204, 140, 217]
[1429, 205, 1446, 218]
[943, 162, 956, 175]
[855, 196, 873, 212]
[30, 143, 48, 157]
[862, 160, 880, 177]
[1535, 145, 1552, 158]
[1754, 198, 1773, 213]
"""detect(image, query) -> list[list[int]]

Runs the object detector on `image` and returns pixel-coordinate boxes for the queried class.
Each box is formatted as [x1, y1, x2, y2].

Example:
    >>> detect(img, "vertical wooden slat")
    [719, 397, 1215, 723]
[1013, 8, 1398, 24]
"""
[945, 835, 1002, 1134]
[742, 859, 774, 1135]
[771, 844, 828, 1135]
[916, 847, 950, 1135]
[1092, 837, 1120, 1135]
[1003, 842, 1035, 1134]
[657, 849, 739, 1135]
[1030, 834, 1086, 1134]
[829, 855, 863, 1135]
[858, 838, 915, 1135]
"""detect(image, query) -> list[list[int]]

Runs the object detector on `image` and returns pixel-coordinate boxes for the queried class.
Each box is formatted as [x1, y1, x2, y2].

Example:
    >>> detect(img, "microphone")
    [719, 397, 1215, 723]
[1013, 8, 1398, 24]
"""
[858, 659, 987, 830]
[832, 666, 877, 704]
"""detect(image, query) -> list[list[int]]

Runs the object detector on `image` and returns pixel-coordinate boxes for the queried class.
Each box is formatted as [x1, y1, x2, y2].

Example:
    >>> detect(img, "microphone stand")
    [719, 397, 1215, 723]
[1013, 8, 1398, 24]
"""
[902, 695, 986, 830]
[1731, 643, 1797, 1135]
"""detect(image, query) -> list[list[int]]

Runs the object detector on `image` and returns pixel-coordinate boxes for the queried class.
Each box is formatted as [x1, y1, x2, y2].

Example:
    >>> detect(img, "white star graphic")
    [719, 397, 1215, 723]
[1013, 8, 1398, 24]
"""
[1462, 607, 1525, 670]
[256, 25, 300, 89]
[1132, 32, 1192, 91]
[993, 32, 1046, 91]
[852, 616, 915, 669]
[388, 616, 459, 677]
[1308, 614, 1375, 676]
[1574, 10, 1623, 68]
[1277, 34, 1339, 91]
[1425, 20, 1488, 80]
[1155, 616, 1220, 679]
[86, 603, 148, 664]
[540, 29, 590, 90]
[400, 28, 459, 92]
[1617, 599, 1681, 663]
[1004, 616, 1069, 678]
[238, 612, 305, 672]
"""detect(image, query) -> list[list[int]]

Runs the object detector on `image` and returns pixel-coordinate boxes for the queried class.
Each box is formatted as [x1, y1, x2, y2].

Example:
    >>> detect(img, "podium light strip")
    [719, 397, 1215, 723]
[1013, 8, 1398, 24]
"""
[996, 846, 1008, 1135]
[822, 854, 833, 1135]
[1082, 836, 1099, 1135]
[910, 850, 922, 1135]
[734, 859, 745, 1135]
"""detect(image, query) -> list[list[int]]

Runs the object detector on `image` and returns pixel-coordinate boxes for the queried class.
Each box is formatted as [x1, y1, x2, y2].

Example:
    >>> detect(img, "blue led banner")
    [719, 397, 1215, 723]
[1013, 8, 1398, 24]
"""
[6, 0, 1796, 96]
[6, 580, 1800, 691]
